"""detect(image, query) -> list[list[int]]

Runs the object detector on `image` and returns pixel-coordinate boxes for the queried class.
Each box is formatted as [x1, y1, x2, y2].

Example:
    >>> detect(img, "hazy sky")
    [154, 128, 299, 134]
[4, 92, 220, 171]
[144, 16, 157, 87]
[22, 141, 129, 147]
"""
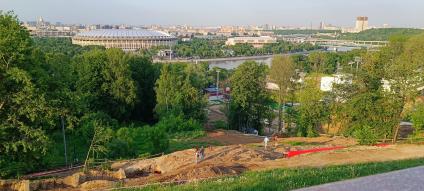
[2, 0, 423, 27]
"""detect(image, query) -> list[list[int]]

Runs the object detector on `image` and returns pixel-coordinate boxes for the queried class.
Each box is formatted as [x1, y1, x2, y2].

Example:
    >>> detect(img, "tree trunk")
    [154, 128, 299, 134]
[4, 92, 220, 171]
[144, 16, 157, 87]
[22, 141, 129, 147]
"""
[278, 102, 282, 132]
[392, 124, 401, 143]
[0, 101, 5, 111]
[84, 129, 98, 172]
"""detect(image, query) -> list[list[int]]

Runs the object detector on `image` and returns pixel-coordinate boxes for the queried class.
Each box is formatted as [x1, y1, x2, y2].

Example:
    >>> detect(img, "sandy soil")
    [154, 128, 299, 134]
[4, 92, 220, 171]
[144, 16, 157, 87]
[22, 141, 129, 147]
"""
[36, 134, 424, 191]
[110, 139, 424, 188]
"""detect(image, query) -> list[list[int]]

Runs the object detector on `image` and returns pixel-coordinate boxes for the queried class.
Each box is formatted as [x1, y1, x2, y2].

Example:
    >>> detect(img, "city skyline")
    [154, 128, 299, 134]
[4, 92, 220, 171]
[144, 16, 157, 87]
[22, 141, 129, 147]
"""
[2, 0, 424, 28]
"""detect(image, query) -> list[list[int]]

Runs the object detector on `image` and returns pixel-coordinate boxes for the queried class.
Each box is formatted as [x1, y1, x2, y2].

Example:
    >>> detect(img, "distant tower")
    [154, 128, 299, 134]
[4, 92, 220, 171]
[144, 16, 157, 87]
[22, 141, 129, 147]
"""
[37, 16, 45, 26]
[320, 22, 325, 30]
[355, 16, 368, 32]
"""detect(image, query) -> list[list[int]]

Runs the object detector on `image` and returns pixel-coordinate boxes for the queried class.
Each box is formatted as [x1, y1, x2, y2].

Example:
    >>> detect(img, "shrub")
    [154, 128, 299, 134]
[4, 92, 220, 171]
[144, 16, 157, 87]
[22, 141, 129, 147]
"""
[145, 126, 169, 154]
[411, 103, 424, 137]
[107, 125, 170, 158]
[78, 112, 118, 143]
[155, 114, 202, 133]
[213, 120, 228, 129]
[354, 126, 378, 145]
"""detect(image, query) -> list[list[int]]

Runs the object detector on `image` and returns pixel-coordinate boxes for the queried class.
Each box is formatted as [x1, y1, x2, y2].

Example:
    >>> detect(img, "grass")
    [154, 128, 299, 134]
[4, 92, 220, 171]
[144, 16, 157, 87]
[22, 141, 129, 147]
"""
[167, 130, 222, 153]
[285, 141, 308, 146]
[120, 157, 424, 191]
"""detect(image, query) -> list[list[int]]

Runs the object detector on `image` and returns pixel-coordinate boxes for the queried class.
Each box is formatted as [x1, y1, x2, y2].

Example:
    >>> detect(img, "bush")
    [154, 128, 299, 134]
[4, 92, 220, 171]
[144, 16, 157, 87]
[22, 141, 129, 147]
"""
[411, 103, 424, 137]
[156, 114, 203, 133]
[77, 112, 118, 143]
[145, 126, 169, 154]
[107, 125, 170, 158]
[213, 120, 228, 129]
[171, 130, 206, 140]
[354, 126, 378, 145]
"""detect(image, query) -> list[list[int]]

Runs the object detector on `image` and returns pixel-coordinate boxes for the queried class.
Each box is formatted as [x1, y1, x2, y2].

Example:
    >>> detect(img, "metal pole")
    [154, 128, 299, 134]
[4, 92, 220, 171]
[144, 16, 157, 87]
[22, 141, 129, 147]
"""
[216, 70, 220, 95]
[61, 116, 68, 167]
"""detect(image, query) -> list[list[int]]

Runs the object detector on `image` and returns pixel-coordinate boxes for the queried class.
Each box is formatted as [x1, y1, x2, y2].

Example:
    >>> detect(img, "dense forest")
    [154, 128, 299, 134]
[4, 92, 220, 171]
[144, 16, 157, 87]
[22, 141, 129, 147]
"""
[0, 12, 213, 178]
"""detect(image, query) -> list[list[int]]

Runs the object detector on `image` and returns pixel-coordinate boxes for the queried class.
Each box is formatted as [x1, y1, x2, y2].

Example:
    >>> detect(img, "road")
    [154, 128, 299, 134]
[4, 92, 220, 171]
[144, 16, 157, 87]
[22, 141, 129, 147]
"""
[296, 166, 424, 191]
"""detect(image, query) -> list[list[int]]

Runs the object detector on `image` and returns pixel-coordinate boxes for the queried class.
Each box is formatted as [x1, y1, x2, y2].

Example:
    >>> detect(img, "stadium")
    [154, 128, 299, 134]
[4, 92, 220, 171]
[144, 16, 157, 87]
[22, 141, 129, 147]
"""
[72, 29, 177, 51]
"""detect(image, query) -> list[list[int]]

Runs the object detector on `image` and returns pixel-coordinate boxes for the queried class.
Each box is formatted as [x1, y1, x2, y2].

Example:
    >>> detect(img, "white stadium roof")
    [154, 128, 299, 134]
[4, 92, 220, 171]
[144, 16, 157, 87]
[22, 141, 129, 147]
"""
[74, 29, 174, 39]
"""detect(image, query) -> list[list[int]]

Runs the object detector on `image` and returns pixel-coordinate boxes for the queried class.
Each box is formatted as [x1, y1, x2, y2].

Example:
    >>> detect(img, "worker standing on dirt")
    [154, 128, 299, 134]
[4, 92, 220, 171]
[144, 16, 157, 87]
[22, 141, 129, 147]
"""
[200, 146, 205, 161]
[264, 137, 269, 150]
[195, 146, 200, 163]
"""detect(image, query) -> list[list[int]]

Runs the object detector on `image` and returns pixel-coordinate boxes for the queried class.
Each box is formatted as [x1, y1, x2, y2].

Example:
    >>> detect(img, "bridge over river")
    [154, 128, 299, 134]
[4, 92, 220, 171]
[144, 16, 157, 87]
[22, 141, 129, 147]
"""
[305, 39, 389, 49]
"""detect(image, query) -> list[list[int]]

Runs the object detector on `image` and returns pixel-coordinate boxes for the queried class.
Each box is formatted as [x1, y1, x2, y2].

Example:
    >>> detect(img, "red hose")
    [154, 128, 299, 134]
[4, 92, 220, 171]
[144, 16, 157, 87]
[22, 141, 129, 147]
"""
[287, 146, 346, 158]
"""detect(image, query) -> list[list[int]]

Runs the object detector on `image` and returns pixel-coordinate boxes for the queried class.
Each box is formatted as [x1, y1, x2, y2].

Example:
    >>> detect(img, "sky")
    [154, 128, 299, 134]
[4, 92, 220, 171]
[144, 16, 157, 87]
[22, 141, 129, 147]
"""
[2, 0, 424, 28]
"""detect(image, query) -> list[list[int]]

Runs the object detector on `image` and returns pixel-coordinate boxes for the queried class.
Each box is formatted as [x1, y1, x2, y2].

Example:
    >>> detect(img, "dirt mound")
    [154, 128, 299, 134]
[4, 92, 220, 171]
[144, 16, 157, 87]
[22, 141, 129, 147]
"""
[113, 145, 283, 183]
[155, 163, 248, 182]
[80, 180, 116, 191]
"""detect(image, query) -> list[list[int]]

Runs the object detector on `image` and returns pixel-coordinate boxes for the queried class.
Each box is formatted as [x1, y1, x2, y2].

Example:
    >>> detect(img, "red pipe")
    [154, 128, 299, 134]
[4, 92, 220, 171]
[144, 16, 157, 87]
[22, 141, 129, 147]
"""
[374, 143, 390, 147]
[287, 146, 346, 158]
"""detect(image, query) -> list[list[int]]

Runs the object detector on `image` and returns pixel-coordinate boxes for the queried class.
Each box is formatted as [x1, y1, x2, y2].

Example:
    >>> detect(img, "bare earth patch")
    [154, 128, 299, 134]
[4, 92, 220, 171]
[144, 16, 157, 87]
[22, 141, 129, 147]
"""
[14, 134, 424, 191]
[110, 141, 424, 188]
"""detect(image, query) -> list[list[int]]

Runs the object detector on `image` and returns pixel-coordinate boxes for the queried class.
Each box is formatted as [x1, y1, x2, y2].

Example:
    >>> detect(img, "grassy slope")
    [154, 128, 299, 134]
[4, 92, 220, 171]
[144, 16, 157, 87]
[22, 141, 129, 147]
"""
[122, 157, 424, 191]
[41, 130, 219, 171]
[339, 28, 424, 41]
[167, 130, 221, 153]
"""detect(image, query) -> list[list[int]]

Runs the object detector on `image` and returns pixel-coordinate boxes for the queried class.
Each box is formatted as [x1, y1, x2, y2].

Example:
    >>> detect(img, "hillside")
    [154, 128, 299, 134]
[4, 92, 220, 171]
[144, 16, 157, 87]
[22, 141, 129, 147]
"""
[339, 28, 424, 41]
[5, 135, 424, 191]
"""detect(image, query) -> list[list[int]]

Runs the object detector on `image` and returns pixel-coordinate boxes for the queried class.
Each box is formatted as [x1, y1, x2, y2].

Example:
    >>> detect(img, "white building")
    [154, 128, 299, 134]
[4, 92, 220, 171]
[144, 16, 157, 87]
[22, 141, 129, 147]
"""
[72, 29, 177, 51]
[320, 74, 351, 92]
[342, 16, 369, 33]
[225, 36, 277, 48]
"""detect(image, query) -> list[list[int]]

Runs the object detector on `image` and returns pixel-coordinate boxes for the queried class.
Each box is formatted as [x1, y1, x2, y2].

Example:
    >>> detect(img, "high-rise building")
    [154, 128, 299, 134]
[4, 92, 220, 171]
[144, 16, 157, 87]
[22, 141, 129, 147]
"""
[355, 16, 368, 32]
[320, 22, 325, 30]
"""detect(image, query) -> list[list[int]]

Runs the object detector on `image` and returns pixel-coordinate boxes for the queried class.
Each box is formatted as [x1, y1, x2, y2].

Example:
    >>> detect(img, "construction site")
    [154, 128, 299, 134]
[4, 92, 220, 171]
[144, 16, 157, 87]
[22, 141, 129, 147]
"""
[2, 128, 424, 191]
[2, 104, 424, 191]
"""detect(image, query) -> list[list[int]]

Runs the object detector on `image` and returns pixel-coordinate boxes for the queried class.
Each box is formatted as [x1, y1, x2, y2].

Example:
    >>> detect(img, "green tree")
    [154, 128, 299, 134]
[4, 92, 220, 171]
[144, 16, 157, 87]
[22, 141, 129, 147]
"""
[229, 61, 271, 133]
[308, 52, 327, 72]
[385, 34, 424, 142]
[295, 75, 329, 137]
[155, 63, 207, 121]
[269, 55, 296, 132]
[155, 64, 184, 118]
[410, 103, 424, 138]
[72, 48, 137, 120]
[0, 11, 32, 71]
[0, 12, 55, 177]
[128, 55, 161, 122]
[83, 117, 113, 171]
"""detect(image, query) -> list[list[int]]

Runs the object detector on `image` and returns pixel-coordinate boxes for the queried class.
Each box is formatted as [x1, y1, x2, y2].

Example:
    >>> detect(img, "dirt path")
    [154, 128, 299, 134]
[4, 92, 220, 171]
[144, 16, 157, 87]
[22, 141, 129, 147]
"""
[205, 104, 227, 130]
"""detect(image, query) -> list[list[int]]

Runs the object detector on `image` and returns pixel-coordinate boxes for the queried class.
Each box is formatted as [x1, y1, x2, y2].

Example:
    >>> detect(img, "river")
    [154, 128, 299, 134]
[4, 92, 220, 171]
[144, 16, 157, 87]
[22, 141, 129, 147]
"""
[209, 56, 273, 70]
